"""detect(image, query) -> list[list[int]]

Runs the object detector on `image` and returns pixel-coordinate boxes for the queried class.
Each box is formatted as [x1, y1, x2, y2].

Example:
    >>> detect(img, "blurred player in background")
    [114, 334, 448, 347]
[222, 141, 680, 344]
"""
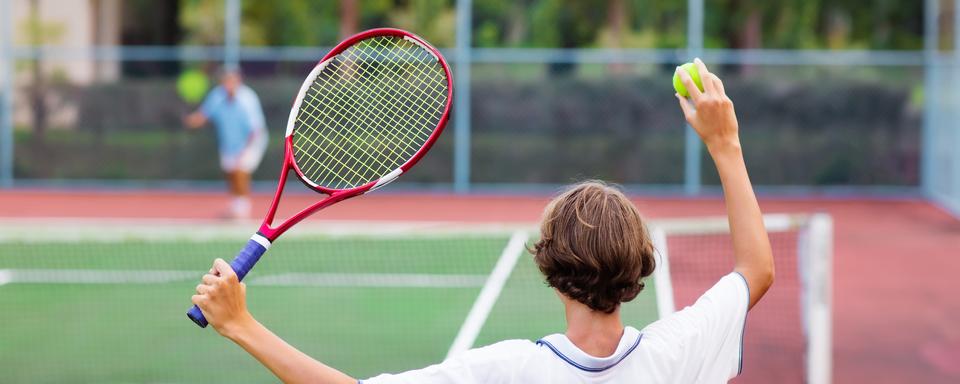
[185, 69, 268, 219]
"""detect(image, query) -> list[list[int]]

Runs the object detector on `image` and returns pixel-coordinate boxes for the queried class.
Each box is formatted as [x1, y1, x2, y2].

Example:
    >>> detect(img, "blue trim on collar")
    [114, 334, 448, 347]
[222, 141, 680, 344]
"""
[535, 334, 643, 373]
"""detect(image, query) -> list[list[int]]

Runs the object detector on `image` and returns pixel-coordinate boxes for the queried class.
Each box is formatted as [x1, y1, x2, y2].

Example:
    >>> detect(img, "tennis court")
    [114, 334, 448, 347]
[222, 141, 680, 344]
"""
[0, 224, 656, 383]
[0, 229, 507, 382]
[2, 192, 958, 383]
[0, 210, 836, 383]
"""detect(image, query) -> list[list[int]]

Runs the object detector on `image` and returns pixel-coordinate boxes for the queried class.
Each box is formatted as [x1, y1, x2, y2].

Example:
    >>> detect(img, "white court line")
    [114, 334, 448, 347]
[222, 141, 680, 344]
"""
[249, 273, 487, 288]
[0, 269, 196, 284]
[446, 230, 528, 359]
[0, 218, 537, 243]
[0, 269, 488, 288]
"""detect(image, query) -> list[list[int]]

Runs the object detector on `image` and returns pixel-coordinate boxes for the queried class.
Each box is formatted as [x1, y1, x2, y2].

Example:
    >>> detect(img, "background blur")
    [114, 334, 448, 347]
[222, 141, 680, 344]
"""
[1, 1, 959, 384]
[0, 0, 956, 214]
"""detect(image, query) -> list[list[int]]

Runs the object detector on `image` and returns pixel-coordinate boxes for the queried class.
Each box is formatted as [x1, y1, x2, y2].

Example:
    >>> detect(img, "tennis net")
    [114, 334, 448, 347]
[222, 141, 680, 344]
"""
[652, 214, 833, 384]
[0, 214, 831, 383]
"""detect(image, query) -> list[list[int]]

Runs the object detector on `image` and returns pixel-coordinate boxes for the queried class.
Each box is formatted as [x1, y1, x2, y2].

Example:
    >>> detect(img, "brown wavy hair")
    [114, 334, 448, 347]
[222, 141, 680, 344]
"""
[532, 181, 656, 313]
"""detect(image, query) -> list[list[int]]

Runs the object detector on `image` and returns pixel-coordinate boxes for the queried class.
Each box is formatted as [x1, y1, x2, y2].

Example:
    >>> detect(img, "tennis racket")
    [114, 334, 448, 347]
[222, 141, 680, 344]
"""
[187, 28, 453, 328]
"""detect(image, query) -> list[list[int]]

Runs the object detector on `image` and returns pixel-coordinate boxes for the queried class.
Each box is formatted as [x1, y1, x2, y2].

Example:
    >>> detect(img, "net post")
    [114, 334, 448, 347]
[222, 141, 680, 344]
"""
[650, 228, 676, 318]
[803, 213, 833, 384]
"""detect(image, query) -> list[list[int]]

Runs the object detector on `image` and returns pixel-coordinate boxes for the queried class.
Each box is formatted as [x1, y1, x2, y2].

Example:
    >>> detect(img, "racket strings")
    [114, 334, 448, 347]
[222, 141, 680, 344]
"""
[302, 59, 423, 170]
[308, 41, 445, 171]
[309, 39, 445, 181]
[292, 35, 448, 189]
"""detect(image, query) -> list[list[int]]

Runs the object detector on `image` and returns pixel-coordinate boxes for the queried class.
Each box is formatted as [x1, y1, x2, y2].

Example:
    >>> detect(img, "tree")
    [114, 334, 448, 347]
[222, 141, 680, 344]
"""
[20, 0, 65, 146]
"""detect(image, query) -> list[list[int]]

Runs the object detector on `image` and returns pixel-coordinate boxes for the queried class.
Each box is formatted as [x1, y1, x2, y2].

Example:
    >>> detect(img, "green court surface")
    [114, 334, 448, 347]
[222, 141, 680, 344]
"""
[0, 232, 659, 383]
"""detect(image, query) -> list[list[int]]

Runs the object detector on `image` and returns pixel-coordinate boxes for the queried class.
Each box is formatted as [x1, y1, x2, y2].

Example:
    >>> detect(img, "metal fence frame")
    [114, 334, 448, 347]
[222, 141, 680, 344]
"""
[0, 0, 958, 210]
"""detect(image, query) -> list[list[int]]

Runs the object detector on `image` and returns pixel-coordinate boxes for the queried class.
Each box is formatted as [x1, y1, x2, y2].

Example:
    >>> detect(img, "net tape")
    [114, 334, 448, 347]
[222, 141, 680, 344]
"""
[292, 35, 449, 190]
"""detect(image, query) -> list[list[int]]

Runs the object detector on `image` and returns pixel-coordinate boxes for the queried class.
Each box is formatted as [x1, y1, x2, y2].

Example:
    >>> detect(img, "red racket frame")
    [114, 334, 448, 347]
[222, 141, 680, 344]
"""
[188, 28, 451, 328]
[259, 28, 453, 241]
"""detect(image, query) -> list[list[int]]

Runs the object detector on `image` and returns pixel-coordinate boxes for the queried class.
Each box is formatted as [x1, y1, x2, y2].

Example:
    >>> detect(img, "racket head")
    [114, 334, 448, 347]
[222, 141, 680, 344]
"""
[284, 28, 453, 196]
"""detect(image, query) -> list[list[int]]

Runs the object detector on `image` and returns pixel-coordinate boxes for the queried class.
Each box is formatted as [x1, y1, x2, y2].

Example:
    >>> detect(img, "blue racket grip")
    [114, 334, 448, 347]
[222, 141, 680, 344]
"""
[188, 235, 270, 328]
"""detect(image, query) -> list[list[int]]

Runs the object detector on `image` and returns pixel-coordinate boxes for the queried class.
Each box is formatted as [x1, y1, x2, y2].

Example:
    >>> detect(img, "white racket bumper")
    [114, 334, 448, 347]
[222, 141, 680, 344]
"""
[404, 36, 439, 62]
[250, 233, 272, 250]
[286, 59, 332, 137]
[370, 168, 404, 192]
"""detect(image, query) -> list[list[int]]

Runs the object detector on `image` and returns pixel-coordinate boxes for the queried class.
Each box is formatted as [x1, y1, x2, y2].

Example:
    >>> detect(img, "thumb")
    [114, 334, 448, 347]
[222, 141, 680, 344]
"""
[213, 258, 236, 279]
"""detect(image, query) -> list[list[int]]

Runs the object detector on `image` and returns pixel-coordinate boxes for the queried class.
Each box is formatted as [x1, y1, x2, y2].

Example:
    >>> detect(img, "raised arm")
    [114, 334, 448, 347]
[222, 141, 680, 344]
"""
[192, 259, 356, 384]
[674, 59, 774, 309]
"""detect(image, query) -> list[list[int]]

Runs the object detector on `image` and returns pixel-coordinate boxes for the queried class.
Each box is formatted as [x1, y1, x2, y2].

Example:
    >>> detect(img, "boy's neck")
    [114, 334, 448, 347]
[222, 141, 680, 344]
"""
[564, 303, 625, 358]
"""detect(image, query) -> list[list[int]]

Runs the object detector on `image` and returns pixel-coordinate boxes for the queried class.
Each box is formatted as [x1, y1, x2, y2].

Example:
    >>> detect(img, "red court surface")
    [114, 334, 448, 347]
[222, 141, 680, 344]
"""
[1, 190, 958, 383]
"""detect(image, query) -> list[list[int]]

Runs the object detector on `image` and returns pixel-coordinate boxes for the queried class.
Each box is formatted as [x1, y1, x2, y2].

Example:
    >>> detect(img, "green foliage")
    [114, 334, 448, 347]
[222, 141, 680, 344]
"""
[475, 0, 686, 48]
[239, 1, 341, 46]
[474, 0, 921, 49]
[173, 0, 923, 49]
[705, 0, 923, 49]
[179, 0, 225, 45]
[386, 0, 457, 47]
[178, 0, 458, 47]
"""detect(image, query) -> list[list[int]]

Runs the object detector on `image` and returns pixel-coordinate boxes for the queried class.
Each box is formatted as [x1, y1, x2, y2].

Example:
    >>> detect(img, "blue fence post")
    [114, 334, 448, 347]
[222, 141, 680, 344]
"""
[224, 0, 241, 71]
[684, 0, 704, 195]
[952, 0, 960, 215]
[0, 0, 13, 188]
[453, 0, 472, 193]
[921, 0, 938, 197]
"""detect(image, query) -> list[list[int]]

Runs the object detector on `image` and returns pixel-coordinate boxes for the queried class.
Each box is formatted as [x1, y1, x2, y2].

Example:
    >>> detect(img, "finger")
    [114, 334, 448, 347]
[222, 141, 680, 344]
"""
[711, 73, 726, 95]
[693, 58, 715, 93]
[191, 294, 206, 306]
[213, 258, 236, 279]
[693, 57, 711, 77]
[675, 93, 695, 120]
[676, 66, 703, 100]
[196, 284, 211, 295]
[209, 267, 217, 276]
[201, 274, 218, 285]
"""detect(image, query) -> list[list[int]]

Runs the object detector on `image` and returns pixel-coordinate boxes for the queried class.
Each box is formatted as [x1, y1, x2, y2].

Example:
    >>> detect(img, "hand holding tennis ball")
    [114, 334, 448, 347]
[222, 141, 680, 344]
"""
[672, 62, 703, 98]
[674, 58, 741, 151]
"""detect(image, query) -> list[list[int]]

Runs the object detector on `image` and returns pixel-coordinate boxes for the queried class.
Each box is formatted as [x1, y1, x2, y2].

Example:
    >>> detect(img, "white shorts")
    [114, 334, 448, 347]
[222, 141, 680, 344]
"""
[220, 130, 268, 173]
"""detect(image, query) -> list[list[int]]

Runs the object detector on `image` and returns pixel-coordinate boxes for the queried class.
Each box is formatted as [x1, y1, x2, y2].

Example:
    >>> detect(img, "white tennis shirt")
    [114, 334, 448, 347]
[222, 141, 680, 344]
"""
[362, 272, 749, 384]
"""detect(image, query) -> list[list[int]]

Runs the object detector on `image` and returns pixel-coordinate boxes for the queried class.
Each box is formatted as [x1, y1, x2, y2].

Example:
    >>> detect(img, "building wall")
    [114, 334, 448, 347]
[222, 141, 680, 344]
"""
[12, 0, 121, 84]
[9, 0, 122, 128]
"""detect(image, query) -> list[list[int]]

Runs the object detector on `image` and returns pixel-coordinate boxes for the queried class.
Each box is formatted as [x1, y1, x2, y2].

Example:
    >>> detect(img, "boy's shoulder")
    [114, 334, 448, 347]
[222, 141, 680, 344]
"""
[452, 339, 540, 363]
[361, 340, 541, 384]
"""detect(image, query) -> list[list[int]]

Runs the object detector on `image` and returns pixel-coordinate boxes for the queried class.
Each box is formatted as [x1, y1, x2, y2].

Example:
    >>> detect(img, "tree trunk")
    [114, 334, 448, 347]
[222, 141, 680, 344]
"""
[339, 0, 359, 40]
[607, 0, 629, 74]
[739, 8, 762, 75]
[28, 0, 47, 147]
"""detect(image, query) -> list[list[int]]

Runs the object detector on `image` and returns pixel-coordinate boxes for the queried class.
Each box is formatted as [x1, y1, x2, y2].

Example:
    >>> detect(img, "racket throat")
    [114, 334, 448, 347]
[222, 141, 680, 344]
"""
[250, 233, 273, 250]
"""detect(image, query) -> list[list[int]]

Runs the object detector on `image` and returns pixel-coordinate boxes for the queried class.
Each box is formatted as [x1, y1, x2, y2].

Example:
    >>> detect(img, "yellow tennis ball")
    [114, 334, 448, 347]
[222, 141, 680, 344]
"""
[672, 62, 703, 98]
[177, 69, 210, 104]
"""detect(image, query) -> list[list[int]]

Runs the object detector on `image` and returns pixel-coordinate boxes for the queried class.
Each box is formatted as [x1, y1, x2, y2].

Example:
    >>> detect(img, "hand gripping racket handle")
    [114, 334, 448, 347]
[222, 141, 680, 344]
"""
[187, 235, 271, 328]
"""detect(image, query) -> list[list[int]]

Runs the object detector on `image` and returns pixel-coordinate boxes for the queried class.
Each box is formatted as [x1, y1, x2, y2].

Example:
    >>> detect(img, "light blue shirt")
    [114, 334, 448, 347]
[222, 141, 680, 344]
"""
[200, 85, 267, 155]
